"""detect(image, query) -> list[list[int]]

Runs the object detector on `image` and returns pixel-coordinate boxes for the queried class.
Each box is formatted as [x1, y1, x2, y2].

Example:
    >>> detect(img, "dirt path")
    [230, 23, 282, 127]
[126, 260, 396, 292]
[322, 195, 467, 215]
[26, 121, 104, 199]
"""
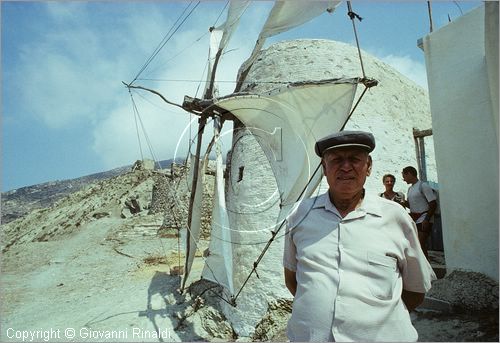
[1, 216, 184, 342]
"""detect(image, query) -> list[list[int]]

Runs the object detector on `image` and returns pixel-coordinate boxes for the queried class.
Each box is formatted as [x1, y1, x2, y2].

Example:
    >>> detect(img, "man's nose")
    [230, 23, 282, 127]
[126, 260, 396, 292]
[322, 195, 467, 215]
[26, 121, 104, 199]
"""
[339, 159, 353, 170]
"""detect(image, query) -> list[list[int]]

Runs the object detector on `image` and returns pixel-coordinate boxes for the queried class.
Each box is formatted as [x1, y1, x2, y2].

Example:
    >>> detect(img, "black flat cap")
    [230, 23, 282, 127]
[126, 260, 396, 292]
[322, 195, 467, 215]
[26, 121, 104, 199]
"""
[315, 130, 375, 156]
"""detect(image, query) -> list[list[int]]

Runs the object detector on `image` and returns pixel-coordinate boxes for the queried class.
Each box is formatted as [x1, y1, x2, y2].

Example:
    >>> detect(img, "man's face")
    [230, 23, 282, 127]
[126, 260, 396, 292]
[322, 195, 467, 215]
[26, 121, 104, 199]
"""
[322, 147, 372, 197]
[402, 171, 411, 184]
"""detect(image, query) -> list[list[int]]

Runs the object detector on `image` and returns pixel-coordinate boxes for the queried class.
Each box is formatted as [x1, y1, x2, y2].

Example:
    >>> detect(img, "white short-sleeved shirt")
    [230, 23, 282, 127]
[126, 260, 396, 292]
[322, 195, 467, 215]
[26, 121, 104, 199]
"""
[283, 191, 436, 342]
[407, 181, 437, 223]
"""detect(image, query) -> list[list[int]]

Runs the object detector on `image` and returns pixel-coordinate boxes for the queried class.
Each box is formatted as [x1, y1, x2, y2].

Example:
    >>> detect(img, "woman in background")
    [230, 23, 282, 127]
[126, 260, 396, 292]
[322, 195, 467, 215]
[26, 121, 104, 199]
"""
[380, 173, 405, 207]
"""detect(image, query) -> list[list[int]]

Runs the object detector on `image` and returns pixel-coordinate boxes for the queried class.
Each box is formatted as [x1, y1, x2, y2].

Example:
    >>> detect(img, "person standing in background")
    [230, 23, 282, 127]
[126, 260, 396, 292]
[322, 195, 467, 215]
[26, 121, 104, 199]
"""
[402, 166, 437, 260]
[380, 173, 405, 207]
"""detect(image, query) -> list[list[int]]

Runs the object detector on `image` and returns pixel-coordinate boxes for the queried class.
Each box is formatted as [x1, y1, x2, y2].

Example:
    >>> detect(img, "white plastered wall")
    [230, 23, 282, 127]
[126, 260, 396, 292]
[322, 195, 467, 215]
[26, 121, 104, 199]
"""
[422, 3, 499, 281]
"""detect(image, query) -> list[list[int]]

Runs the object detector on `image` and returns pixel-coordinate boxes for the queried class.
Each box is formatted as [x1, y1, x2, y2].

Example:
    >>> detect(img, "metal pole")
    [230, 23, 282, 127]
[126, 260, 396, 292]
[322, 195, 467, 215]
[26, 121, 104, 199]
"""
[427, 1, 434, 33]
[181, 115, 207, 291]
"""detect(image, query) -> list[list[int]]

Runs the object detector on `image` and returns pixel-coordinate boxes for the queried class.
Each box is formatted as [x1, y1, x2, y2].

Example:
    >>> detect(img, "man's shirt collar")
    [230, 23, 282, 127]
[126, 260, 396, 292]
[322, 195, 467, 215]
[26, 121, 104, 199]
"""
[313, 191, 383, 219]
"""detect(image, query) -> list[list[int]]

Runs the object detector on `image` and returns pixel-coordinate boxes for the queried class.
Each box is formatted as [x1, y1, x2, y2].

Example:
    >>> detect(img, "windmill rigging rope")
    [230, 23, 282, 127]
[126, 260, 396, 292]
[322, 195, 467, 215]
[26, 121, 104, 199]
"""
[347, 1, 366, 79]
[143, 32, 209, 80]
[214, 1, 230, 26]
[133, 2, 195, 82]
[129, 91, 144, 161]
[136, 106, 160, 166]
[135, 78, 344, 84]
[140, 1, 229, 84]
[132, 1, 201, 84]
[129, 92, 162, 168]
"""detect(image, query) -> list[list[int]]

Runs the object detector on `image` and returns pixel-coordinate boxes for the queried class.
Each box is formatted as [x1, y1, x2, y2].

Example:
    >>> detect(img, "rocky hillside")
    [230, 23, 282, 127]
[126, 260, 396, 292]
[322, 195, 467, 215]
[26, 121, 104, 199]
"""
[2, 168, 154, 252]
[1, 158, 216, 253]
[1, 159, 183, 224]
[1, 166, 129, 224]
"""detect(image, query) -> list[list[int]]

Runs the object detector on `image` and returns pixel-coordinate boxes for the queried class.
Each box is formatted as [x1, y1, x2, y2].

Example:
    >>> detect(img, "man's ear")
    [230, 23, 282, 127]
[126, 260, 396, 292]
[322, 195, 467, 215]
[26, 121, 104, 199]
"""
[321, 158, 326, 173]
[366, 155, 372, 176]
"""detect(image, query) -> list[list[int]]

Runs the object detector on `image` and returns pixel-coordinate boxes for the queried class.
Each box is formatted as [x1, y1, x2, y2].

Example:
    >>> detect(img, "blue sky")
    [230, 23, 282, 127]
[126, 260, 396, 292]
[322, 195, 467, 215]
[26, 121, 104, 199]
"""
[2, 1, 481, 191]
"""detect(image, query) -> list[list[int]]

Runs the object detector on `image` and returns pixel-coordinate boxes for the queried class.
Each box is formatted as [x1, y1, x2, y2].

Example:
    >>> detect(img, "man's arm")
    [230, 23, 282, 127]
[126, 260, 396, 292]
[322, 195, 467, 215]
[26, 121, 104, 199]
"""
[426, 200, 437, 219]
[421, 199, 437, 232]
[401, 289, 425, 311]
[284, 268, 297, 296]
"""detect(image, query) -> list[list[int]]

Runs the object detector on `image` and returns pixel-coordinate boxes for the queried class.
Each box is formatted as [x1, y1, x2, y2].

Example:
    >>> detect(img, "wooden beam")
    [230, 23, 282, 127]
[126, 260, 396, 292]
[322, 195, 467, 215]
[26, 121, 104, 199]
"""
[183, 95, 236, 121]
[181, 116, 207, 292]
[413, 127, 433, 138]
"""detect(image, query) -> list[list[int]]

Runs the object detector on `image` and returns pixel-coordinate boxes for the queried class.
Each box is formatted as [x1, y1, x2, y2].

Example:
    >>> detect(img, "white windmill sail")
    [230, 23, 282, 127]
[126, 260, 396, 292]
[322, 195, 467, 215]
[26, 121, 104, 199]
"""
[215, 0, 251, 54]
[204, 0, 250, 97]
[215, 78, 359, 226]
[205, 29, 224, 97]
[201, 118, 235, 296]
[236, 0, 342, 87]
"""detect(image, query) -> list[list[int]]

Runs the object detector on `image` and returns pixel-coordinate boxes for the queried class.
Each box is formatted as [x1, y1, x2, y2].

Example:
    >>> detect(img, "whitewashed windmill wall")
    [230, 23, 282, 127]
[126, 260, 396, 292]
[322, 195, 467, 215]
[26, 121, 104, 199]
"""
[223, 39, 436, 337]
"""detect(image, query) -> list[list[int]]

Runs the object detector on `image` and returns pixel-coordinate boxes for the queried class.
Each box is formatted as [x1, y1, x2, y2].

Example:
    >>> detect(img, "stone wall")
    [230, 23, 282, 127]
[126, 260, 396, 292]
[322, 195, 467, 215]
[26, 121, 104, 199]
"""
[151, 163, 215, 240]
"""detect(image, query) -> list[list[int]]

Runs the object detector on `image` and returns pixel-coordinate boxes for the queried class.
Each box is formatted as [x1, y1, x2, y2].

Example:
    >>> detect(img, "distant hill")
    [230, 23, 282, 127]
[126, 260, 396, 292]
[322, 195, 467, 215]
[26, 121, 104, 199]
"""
[1, 158, 183, 224]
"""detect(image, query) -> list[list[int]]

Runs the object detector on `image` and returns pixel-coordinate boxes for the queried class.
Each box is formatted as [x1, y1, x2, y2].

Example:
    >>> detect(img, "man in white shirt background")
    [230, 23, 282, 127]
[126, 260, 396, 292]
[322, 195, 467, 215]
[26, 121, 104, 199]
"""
[402, 166, 438, 260]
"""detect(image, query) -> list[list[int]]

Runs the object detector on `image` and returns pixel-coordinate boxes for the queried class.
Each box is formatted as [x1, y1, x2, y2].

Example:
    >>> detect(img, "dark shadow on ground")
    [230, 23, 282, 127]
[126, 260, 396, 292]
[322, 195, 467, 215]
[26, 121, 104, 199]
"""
[412, 308, 499, 342]
[139, 271, 208, 342]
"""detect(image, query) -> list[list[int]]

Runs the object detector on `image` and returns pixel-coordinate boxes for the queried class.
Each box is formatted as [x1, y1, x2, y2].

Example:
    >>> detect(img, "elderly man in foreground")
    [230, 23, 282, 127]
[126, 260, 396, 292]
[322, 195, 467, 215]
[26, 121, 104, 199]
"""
[283, 130, 436, 342]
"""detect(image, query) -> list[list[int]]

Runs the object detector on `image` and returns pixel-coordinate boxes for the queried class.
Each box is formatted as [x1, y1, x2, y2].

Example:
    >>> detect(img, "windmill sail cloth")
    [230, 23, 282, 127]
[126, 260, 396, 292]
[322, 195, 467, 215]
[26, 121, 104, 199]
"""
[238, 1, 341, 80]
[217, 0, 250, 50]
[205, 29, 224, 97]
[204, 1, 250, 97]
[187, 153, 195, 190]
[201, 126, 235, 295]
[183, 156, 207, 287]
[215, 79, 359, 225]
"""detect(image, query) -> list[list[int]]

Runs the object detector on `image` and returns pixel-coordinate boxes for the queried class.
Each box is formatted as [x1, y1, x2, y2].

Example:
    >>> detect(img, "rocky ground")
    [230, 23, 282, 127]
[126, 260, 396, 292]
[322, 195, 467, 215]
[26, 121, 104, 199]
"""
[1, 165, 498, 342]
